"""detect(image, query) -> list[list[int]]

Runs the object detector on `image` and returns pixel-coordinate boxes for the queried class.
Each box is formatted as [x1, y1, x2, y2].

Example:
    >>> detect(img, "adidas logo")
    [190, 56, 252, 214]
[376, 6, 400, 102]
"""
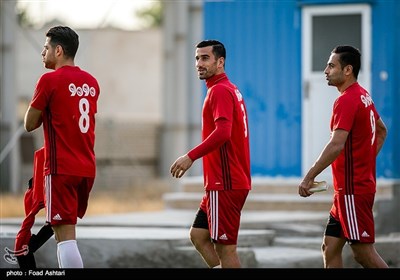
[361, 231, 370, 238]
[219, 233, 228, 240]
[53, 214, 62, 220]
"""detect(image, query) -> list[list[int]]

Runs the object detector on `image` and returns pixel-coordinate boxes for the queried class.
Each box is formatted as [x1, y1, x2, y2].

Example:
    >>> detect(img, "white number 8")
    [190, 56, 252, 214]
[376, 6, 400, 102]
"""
[79, 98, 90, 133]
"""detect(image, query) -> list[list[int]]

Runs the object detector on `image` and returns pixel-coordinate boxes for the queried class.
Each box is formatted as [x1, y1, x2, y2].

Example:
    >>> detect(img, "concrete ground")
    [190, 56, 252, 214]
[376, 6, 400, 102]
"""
[1, 209, 399, 269]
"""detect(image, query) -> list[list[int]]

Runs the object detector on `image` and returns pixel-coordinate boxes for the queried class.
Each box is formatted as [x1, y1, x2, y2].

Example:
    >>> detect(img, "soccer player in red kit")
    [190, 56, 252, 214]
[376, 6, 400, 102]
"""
[24, 26, 100, 268]
[170, 40, 251, 268]
[298, 45, 388, 268]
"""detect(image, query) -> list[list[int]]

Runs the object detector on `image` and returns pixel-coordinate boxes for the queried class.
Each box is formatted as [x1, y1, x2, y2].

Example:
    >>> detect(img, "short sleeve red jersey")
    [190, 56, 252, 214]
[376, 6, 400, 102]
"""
[193, 73, 251, 191]
[330, 82, 379, 195]
[30, 66, 99, 177]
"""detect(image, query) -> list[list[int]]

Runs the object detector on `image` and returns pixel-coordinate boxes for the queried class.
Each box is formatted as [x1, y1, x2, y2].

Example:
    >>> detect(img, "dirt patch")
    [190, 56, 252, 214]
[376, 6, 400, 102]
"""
[0, 179, 170, 218]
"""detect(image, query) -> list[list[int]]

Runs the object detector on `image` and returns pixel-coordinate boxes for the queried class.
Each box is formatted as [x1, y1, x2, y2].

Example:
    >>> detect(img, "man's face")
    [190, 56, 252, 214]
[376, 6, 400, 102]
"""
[195, 46, 220, 80]
[324, 53, 345, 87]
[41, 37, 57, 70]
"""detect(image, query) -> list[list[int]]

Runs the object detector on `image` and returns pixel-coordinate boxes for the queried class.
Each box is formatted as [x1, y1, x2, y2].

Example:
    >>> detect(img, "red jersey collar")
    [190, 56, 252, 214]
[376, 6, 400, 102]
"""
[343, 82, 359, 94]
[205, 73, 227, 88]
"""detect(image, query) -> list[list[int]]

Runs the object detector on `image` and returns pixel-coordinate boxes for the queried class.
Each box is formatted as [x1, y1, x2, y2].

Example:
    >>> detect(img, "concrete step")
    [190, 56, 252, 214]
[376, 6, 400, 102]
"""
[163, 192, 392, 216]
[163, 192, 334, 211]
[177, 176, 326, 194]
[176, 176, 394, 196]
[0, 224, 274, 268]
[2, 212, 399, 269]
[176, 233, 400, 268]
[253, 246, 323, 268]
[165, 177, 394, 211]
[173, 246, 259, 268]
[270, 233, 400, 268]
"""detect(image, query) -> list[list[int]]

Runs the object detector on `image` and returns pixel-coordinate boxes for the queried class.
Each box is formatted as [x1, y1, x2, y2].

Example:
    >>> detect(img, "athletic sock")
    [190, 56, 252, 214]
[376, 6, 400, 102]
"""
[56, 240, 83, 268]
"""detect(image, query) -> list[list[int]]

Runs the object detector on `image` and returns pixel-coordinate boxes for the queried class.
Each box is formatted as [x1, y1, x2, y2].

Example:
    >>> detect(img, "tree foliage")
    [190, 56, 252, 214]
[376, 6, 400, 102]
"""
[135, 0, 163, 29]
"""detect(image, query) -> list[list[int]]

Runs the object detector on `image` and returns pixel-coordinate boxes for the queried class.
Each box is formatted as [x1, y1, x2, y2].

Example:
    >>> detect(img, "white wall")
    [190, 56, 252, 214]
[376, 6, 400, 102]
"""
[16, 25, 162, 123]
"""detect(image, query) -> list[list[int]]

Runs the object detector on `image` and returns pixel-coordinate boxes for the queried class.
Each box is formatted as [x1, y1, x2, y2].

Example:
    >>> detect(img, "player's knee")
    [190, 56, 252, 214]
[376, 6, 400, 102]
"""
[189, 227, 210, 247]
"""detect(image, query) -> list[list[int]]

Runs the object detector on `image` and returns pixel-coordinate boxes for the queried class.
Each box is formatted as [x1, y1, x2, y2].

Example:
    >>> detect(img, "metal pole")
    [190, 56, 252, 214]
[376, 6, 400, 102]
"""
[1, 0, 21, 193]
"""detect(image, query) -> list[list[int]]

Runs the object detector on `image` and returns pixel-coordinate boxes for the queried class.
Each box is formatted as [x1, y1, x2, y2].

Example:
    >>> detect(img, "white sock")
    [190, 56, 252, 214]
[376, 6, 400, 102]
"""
[57, 240, 83, 268]
[212, 264, 221, 268]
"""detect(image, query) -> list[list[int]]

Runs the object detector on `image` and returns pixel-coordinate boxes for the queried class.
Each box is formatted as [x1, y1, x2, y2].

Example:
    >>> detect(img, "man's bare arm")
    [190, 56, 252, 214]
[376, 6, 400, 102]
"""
[24, 106, 43, 132]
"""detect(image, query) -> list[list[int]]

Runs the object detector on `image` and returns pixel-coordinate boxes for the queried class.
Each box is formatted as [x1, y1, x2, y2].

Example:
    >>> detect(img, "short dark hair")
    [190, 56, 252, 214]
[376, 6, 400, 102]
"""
[46, 26, 79, 59]
[332, 45, 361, 79]
[196, 40, 226, 60]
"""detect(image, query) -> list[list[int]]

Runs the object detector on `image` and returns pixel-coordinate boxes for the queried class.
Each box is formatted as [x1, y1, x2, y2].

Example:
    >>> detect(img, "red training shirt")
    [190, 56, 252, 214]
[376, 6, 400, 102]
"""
[30, 66, 100, 177]
[188, 73, 251, 191]
[330, 82, 380, 195]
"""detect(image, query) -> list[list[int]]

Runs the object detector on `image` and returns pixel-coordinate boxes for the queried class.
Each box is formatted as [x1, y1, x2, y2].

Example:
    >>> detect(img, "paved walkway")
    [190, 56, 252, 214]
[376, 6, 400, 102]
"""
[1, 210, 399, 268]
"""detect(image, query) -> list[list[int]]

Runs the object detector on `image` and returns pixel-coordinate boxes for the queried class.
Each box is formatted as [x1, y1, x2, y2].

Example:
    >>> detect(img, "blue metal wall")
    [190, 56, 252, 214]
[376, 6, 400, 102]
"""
[203, 0, 399, 178]
[371, 0, 400, 178]
[204, 0, 302, 177]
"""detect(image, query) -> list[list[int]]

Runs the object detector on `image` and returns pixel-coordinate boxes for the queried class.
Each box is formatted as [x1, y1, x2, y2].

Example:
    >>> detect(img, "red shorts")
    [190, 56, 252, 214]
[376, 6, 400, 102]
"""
[199, 189, 249, 245]
[329, 192, 376, 243]
[44, 174, 94, 225]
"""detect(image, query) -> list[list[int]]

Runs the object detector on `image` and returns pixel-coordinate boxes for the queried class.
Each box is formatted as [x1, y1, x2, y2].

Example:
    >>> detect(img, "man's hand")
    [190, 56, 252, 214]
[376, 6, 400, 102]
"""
[170, 154, 193, 178]
[298, 179, 314, 197]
